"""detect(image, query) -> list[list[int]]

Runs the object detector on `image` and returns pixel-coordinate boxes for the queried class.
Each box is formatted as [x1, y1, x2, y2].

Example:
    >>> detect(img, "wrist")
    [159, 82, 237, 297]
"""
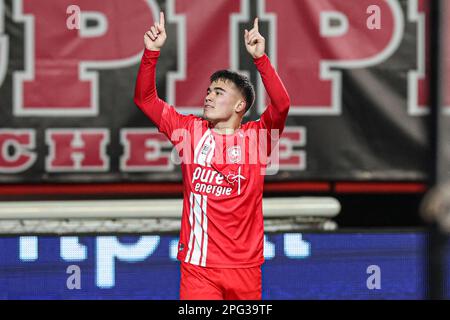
[144, 48, 161, 58]
[253, 53, 265, 60]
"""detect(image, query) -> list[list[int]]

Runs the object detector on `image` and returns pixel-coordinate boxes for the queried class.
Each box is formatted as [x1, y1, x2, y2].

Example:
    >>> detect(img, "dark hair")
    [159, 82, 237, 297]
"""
[210, 70, 255, 113]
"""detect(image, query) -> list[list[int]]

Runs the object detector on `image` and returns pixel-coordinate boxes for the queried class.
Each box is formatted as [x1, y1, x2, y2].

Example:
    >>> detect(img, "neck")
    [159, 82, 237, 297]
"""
[213, 126, 237, 135]
[209, 118, 241, 135]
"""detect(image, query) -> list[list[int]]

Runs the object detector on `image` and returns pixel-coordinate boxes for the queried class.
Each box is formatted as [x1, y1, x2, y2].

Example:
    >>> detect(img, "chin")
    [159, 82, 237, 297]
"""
[203, 110, 215, 121]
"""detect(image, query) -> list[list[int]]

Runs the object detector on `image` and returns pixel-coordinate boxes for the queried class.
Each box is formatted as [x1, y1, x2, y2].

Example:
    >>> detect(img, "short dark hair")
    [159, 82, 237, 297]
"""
[210, 70, 255, 113]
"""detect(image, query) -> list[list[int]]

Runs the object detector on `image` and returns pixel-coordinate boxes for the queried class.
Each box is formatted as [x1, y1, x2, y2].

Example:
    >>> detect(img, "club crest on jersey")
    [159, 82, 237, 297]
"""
[227, 146, 241, 164]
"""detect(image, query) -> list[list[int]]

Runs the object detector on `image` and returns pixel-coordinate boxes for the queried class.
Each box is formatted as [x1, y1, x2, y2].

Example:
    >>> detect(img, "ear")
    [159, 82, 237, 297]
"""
[235, 100, 246, 113]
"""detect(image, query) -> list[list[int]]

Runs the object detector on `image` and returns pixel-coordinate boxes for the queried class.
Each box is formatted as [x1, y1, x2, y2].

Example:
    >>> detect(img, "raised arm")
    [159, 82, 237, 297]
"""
[134, 12, 192, 141]
[134, 11, 168, 127]
[245, 18, 290, 132]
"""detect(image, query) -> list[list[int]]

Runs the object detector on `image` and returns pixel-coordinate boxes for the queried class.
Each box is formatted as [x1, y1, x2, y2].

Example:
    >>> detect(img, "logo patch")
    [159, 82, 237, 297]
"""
[227, 146, 241, 164]
[201, 144, 210, 155]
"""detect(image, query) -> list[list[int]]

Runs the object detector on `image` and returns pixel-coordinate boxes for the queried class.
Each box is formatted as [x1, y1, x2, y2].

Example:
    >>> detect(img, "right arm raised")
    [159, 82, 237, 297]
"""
[133, 48, 166, 127]
[134, 12, 192, 140]
[134, 11, 168, 127]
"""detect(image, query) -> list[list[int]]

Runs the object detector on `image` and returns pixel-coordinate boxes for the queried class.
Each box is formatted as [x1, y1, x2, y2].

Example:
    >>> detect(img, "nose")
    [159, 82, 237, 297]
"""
[205, 92, 213, 103]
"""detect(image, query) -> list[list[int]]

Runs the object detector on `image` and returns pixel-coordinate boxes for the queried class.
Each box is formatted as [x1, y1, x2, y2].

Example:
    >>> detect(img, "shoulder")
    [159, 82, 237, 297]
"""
[184, 115, 209, 131]
[242, 119, 262, 131]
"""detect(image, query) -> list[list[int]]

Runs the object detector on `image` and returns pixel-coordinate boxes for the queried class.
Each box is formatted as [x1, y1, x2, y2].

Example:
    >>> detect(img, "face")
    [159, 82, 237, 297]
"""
[203, 79, 245, 122]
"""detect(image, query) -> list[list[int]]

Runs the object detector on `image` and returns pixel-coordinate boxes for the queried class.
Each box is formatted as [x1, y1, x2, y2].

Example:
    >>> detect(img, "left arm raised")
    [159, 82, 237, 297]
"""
[245, 17, 290, 131]
[254, 54, 290, 132]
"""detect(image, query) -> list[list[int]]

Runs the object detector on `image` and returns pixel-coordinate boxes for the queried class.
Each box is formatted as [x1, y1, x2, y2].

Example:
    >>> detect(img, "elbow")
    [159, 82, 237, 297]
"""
[133, 91, 144, 110]
[272, 95, 290, 116]
[285, 94, 291, 109]
[279, 95, 290, 120]
[281, 94, 291, 113]
[133, 96, 142, 108]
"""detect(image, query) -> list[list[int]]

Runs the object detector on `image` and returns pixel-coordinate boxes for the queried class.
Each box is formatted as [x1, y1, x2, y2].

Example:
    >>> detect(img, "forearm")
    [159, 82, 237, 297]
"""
[254, 54, 290, 113]
[133, 49, 166, 126]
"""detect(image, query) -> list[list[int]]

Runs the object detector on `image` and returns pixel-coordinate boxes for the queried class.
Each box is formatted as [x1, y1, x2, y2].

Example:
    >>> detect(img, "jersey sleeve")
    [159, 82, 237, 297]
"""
[133, 49, 194, 144]
[253, 54, 291, 156]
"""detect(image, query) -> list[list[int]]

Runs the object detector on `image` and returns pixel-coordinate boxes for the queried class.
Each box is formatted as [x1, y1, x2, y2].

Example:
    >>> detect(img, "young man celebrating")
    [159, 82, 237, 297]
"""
[134, 12, 290, 300]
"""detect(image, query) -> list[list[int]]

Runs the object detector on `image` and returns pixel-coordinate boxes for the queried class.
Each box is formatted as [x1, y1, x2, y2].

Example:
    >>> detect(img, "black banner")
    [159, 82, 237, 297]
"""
[0, 0, 448, 185]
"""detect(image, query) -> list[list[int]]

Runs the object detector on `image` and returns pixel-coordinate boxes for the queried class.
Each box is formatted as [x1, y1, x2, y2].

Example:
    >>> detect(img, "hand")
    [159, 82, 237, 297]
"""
[144, 11, 167, 51]
[244, 17, 265, 59]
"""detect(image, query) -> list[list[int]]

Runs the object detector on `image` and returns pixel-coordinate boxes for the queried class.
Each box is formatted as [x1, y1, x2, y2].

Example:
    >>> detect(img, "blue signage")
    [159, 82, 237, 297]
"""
[0, 232, 432, 299]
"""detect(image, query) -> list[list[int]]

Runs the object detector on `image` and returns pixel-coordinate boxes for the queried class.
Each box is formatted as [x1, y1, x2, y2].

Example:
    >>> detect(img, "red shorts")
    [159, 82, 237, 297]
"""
[179, 262, 262, 300]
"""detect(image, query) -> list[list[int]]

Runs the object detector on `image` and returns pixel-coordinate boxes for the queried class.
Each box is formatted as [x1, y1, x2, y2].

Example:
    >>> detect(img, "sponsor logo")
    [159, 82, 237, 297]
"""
[226, 166, 246, 195]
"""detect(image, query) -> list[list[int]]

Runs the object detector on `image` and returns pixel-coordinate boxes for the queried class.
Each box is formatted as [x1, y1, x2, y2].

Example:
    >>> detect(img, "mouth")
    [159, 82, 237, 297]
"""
[204, 105, 214, 110]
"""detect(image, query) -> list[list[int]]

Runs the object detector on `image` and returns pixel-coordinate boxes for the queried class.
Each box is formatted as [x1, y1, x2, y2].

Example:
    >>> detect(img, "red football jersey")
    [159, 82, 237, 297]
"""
[134, 49, 290, 268]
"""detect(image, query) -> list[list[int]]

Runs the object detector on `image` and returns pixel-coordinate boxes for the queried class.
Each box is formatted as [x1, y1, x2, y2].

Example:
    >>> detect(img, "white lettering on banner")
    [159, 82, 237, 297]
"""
[276, 127, 306, 171]
[406, 0, 450, 116]
[19, 236, 38, 261]
[262, 0, 404, 115]
[7, 2, 440, 120]
[3, 2, 433, 178]
[12, 0, 154, 117]
[264, 235, 275, 260]
[284, 234, 311, 258]
[166, 0, 244, 115]
[320, 11, 349, 37]
[46, 129, 109, 172]
[0, 127, 306, 174]
[18, 234, 311, 288]
[60, 237, 87, 261]
[120, 128, 173, 172]
[0, 129, 36, 173]
[169, 234, 310, 262]
[79, 11, 108, 38]
[407, 0, 428, 116]
[96, 236, 160, 288]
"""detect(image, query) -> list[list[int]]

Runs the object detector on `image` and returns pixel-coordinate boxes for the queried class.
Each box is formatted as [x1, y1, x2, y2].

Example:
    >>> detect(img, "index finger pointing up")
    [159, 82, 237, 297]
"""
[253, 17, 258, 31]
[160, 11, 165, 27]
